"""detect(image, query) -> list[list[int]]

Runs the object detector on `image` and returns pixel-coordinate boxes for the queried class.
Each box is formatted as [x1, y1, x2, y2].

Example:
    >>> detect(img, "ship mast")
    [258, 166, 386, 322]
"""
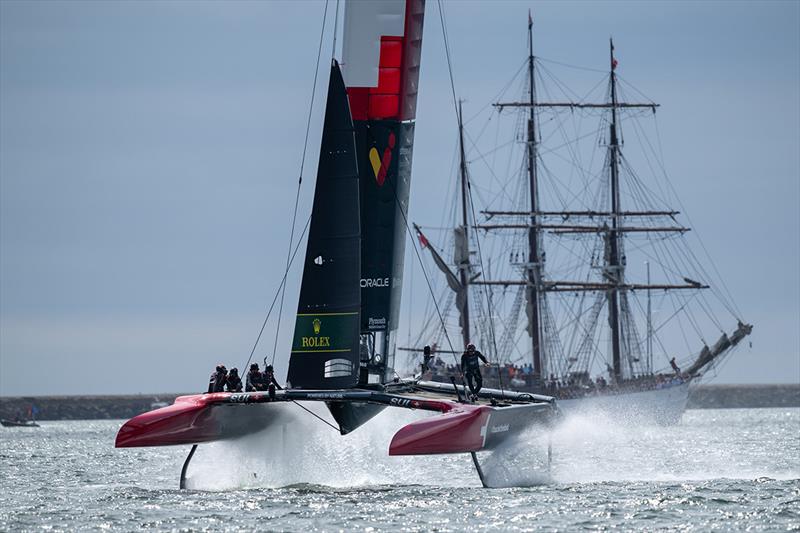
[475, 33, 724, 387]
[457, 101, 471, 348]
[526, 14, 544, 382]
[606, 39, 623, 382]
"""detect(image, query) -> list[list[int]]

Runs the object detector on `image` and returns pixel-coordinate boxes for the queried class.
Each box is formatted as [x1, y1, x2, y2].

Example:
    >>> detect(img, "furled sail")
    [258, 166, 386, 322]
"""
[415, 224, 469, 343]
[341, 0, 425, 379]
[286, 60, 361, 390]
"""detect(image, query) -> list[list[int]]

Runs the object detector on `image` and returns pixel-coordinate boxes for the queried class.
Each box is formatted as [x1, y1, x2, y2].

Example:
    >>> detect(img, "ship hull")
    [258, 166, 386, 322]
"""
[556, 381, 691, 425]
[1, 419, 39, 428]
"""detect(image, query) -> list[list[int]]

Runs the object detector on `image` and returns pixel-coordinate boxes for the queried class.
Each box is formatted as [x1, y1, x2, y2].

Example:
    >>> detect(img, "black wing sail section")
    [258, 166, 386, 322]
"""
[287, 61, 361, 390]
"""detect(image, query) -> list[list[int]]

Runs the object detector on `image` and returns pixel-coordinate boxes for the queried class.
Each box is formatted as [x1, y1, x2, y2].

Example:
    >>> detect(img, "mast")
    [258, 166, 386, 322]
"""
[457, 101, 471, 348]
[646, 261, 652, 374]
[526, 14, 543, 381]
[475, 30, 751, 388]
[606, 38, 623, 382]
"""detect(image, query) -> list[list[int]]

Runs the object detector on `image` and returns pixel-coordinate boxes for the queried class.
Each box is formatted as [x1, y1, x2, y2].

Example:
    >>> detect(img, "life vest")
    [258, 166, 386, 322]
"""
[463, 353, 482, 371]
[246, 371, 264, 391]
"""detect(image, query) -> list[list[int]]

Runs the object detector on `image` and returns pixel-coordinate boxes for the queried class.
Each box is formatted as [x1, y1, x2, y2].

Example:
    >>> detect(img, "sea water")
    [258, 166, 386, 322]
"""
[1, 407, 798, 531]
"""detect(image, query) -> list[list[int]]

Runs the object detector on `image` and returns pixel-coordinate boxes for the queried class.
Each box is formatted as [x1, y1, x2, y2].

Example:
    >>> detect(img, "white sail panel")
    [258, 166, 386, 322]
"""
[341, 0, 406, 88]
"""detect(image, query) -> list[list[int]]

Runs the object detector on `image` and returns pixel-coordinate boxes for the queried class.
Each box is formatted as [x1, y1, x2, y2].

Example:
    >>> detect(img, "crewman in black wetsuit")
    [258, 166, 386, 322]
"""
[246, 363, 264, 392]
[263, 365, 283, 391]
[208, 364, 227, 393]
[421, 345, 434, 373]
[460, 343, 489, 397]
[226, 367, 243, 392]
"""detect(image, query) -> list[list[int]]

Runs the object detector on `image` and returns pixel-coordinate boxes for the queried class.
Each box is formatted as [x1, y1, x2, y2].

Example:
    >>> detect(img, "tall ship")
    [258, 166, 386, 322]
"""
[405, 16, 752, 423]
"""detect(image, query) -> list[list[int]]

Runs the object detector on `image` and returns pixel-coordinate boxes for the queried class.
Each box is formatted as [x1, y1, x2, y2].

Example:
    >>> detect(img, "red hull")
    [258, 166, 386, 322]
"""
[389, 402, 554, 455]
[116, 390, 555, 453]
[115, 393, 279, 448]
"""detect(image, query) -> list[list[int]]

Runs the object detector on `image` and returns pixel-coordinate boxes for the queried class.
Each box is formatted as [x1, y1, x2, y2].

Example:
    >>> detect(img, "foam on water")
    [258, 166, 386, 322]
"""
[184, 405, 799, 490]
[185, 403, 477, 490]
[1, 409, 797, 530]
[549, 408, 800, 483]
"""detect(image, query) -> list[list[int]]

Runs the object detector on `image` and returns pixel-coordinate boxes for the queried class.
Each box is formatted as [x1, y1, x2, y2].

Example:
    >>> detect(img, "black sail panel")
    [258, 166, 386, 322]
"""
[357, 120, 415, 335]
[287, 61, 361, 390]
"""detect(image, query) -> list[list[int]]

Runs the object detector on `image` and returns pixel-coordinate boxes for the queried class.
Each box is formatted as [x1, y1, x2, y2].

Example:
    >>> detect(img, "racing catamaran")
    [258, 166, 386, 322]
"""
[115, 0, 557, 489]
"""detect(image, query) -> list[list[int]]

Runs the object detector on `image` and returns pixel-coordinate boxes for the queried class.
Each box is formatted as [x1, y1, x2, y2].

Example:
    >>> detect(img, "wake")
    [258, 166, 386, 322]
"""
[183, 405, 798, 490]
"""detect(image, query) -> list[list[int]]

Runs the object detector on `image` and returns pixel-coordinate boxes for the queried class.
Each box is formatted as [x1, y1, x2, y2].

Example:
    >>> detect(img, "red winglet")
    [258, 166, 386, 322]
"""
[389, 404, 490, 455]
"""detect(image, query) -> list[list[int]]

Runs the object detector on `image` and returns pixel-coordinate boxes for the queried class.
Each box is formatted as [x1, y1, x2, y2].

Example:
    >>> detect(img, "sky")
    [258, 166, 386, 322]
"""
[1, 0, 798, 396]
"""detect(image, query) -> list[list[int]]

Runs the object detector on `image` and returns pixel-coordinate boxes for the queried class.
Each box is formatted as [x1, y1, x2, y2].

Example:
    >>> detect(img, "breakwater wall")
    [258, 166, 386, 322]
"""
[0, 394, 185, 421]
[686, 384, 799, 409]
[1, 384, 798, 421]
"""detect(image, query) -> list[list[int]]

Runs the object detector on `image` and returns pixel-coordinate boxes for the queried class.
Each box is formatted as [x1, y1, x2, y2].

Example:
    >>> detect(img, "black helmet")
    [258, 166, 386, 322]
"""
[250, 363, 259, 370]
[230, 368, 238, 375]
[423, 345, 431, 355]
[467, 343, 476, 351]
[266, 365, 274, 372]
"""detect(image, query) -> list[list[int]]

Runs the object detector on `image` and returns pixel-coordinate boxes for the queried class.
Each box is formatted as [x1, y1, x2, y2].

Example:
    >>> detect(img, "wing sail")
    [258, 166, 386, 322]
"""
[286, 60, 362, 390]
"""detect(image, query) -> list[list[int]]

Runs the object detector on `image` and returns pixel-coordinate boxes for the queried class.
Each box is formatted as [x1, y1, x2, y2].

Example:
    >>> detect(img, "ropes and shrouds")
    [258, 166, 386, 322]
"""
[242, 1, 330, 375]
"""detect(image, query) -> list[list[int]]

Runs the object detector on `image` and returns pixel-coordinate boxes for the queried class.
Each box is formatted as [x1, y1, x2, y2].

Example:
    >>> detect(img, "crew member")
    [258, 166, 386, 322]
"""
[421, 345, 434, 373]
[208, 364, 227, 393]
[670, 357, 681, 375]
[246, 363, 264, 392]
[263, 365, 283, 390]
[226, 367, 243, 392]
[460, 343, 489, 397]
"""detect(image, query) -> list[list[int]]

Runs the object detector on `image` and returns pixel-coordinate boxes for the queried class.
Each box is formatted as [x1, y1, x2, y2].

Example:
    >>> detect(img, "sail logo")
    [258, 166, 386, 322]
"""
[301, 318, 331, 348]
[368, 132, 396, 186]
[228, 393, 251, 403]
[360, 277, 390, 288]
[368, 317, 386, 329]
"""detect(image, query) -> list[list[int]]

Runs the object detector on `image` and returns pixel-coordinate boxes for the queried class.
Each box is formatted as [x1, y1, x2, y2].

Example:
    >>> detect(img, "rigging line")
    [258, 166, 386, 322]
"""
[291, 400, 340, 432]
[652, 117, 742, 319]
[331, 0, 339, 60]
[464, 109, 499, 153]
[535, 59, 585, 104]
[436, 0, 460, 120]
[541, 60, 610, 107]
[489, 58, 529, 116]
[616, 75, 658, 107]
[467, 176, 506, 396]
[634, 192, 712, 340]
[243, 215, 312, 376]
[389, 175, 463, 380]
[406, 257, 414, 350]
[534, 68, 586, 210]
[627, 193, 724, 335]
[537, 55, 608, 74]
[467, 137, 517, 163]
[270, 0, 331, 367]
